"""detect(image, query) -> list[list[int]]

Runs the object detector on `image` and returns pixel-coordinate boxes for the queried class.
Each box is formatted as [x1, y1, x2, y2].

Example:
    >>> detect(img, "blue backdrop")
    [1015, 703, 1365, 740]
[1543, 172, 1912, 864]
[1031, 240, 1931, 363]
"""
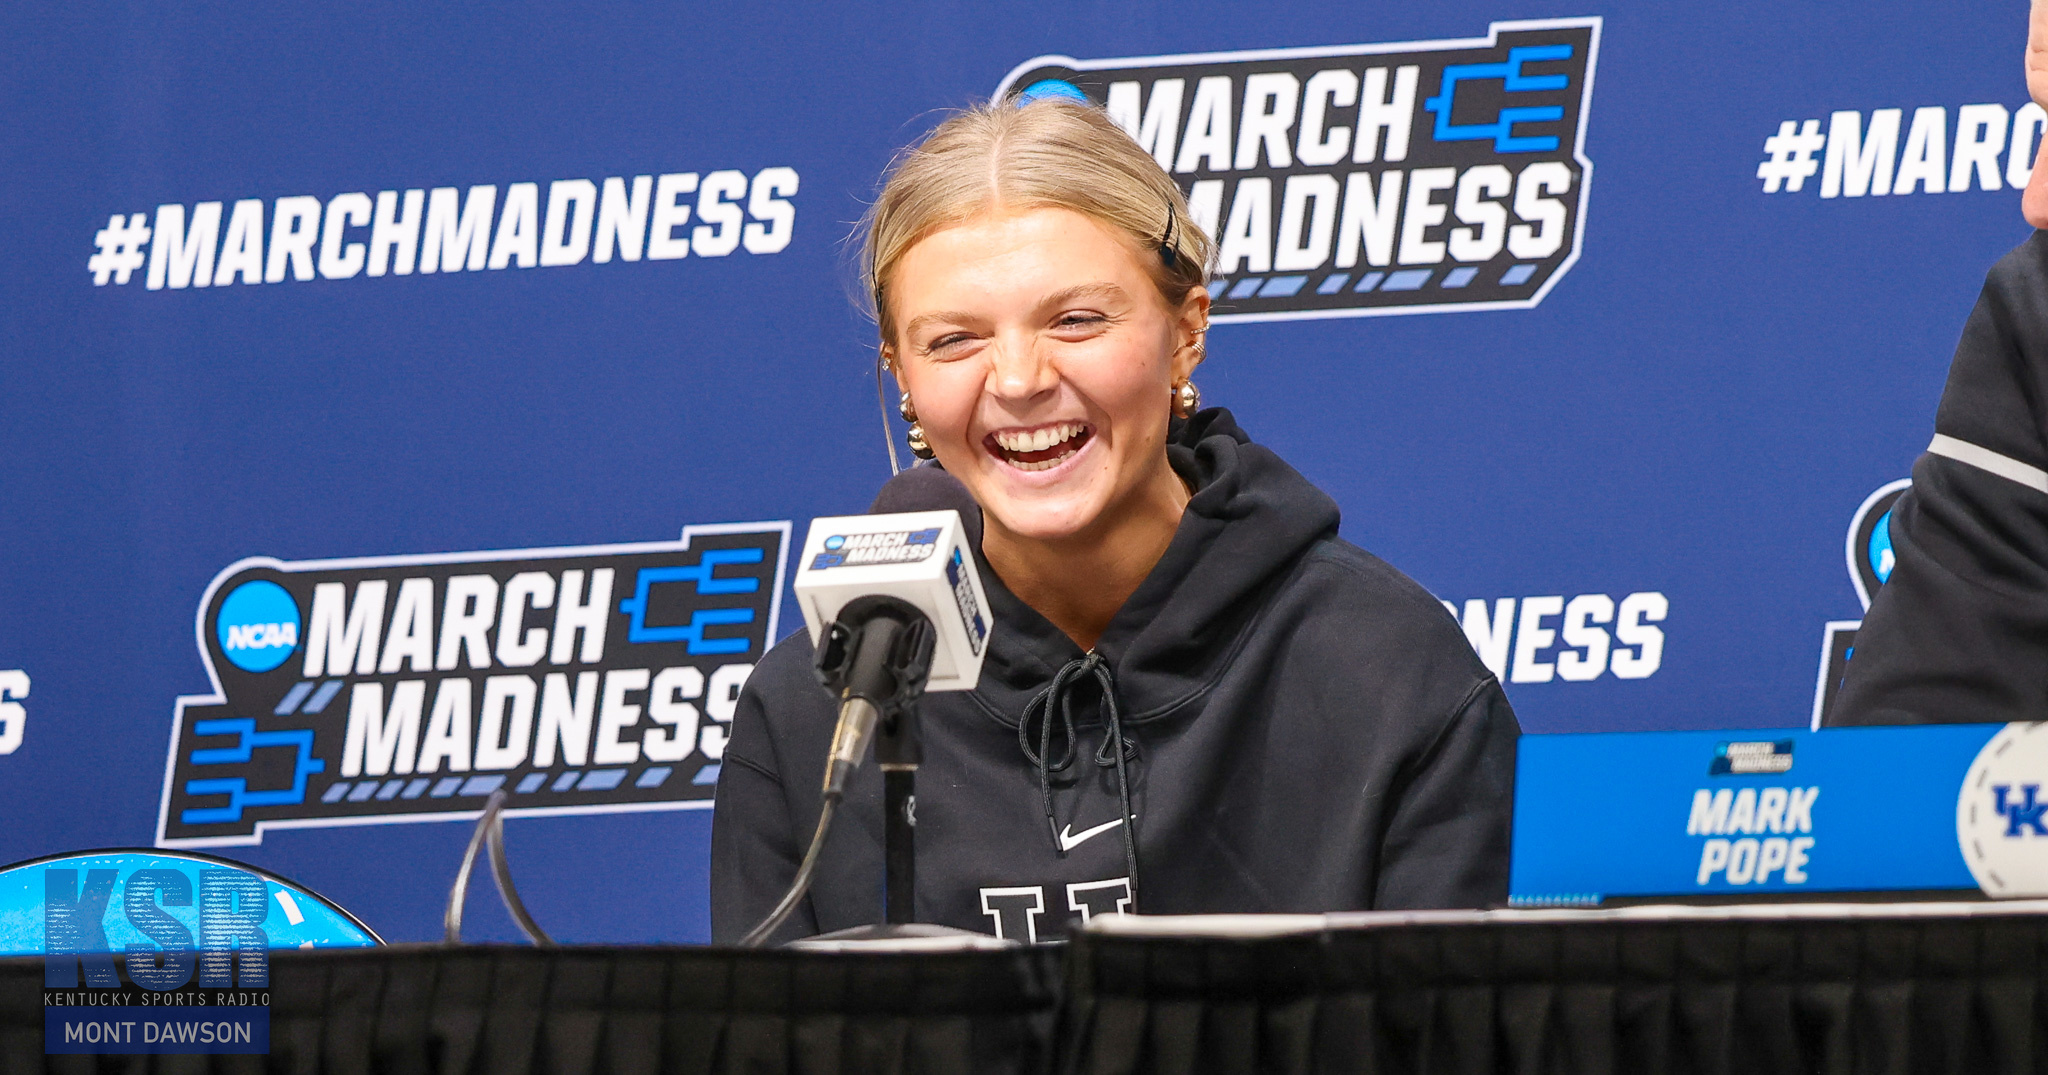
[1, 0, 2032, 943]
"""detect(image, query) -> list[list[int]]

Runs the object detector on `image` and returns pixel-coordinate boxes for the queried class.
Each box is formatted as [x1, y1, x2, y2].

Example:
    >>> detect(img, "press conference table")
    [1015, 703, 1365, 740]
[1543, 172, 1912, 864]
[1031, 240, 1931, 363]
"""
[6, 899, 2046, 1074]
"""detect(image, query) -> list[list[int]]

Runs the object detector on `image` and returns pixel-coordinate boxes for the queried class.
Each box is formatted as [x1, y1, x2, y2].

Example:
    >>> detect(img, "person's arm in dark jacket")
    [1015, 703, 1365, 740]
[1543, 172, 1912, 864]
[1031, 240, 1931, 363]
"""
[1829, 233, 2048, 725]
[1374, 679, 1519, 908]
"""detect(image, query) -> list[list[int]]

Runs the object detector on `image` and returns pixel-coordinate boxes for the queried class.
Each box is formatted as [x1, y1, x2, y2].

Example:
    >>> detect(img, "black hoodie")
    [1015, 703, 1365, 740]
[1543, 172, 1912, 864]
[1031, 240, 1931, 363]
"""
[710, 410, 1520, 944]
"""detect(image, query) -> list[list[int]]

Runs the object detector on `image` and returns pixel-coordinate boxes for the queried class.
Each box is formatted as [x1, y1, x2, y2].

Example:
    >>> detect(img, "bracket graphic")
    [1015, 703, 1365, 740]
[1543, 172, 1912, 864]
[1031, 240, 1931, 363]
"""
[1424, 44, 1573, 153]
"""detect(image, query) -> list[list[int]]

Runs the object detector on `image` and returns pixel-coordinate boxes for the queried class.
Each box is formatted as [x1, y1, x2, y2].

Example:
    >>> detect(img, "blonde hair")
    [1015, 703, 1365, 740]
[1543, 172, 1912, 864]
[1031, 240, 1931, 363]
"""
[861, 98, 1215, 347]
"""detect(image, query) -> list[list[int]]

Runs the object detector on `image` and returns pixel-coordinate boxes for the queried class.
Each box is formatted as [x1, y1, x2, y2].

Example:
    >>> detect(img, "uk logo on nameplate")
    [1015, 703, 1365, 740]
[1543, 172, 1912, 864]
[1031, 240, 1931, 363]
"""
[1957, 723, 2048, 897]
[997, 18, 1600, 322]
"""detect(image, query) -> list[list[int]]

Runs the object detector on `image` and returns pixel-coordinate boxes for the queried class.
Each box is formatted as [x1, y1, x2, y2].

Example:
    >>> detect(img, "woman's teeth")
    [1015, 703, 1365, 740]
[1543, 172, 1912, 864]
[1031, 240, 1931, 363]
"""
[993, 422, 1084, 453]
[990, 422, 1089, 471]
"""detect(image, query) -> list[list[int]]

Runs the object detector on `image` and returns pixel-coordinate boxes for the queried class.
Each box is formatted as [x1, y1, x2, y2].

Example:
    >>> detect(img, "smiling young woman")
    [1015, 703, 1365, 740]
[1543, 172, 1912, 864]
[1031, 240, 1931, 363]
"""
[710, 99, 1521, 945]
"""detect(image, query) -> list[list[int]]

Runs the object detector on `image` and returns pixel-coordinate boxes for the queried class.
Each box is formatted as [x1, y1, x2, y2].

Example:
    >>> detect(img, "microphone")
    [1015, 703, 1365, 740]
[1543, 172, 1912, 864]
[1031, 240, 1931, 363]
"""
[812, 595, 931, 796]
[739, 474, 992, 945]
[795, 500, 990, 793]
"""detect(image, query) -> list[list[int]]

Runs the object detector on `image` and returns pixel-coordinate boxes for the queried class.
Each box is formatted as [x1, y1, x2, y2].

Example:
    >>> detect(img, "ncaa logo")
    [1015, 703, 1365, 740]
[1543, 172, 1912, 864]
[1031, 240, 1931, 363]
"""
[214, 580, 300, 673]
[1958, 723, 2048, 896]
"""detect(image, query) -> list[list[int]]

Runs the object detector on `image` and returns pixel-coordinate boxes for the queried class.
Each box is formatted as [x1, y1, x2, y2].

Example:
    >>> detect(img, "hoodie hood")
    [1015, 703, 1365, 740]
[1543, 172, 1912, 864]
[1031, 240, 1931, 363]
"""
[969, 407, 1342, 722]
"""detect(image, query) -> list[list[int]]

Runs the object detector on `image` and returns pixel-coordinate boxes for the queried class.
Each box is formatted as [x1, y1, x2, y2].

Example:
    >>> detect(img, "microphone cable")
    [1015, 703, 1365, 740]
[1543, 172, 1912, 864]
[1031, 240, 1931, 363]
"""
[738, 790, 841, 947]
[445, 788, 552, 946]
[739, 599, 934, 947]
[738, 690, 885, 946]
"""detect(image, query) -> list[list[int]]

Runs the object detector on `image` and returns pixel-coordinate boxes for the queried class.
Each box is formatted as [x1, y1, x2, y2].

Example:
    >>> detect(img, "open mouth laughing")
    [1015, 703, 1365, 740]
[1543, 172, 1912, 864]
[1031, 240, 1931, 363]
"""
[985, 421, 1093, 472]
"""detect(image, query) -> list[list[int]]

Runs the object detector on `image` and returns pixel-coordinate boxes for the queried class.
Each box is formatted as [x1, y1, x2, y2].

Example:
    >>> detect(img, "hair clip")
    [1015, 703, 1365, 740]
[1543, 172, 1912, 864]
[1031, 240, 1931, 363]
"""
[1158, 205, 1179, 270]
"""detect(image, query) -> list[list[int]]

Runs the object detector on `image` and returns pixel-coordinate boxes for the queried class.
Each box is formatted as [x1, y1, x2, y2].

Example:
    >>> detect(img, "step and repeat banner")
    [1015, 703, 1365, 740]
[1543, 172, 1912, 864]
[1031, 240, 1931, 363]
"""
[1, 1, 2032, 942]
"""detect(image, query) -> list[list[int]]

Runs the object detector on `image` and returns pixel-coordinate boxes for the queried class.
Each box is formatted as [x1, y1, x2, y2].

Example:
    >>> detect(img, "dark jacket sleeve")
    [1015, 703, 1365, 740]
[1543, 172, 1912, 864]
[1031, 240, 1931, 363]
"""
[708, 641, 817, 945]
[1828, 232, 2048, 725]
[1373, 678, 1519, 909]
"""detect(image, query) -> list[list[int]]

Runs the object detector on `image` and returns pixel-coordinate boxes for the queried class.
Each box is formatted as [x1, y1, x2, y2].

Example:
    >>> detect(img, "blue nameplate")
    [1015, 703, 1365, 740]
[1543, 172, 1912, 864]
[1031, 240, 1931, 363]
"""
[1510, 723, 2048, 905]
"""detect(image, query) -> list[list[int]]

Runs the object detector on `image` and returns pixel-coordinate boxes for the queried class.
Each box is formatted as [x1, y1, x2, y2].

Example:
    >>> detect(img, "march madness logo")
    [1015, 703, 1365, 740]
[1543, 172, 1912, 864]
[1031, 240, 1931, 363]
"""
[157, 523, 787, 847]
[997, 17, 1600, 321]
[808, 528, 939, 569]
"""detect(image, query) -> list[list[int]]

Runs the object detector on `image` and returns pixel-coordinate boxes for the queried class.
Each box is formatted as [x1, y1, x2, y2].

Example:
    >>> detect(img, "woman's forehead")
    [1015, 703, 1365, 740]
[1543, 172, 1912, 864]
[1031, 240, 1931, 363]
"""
[905, 207, 1137, 264]
[891, 209, 1152, 308]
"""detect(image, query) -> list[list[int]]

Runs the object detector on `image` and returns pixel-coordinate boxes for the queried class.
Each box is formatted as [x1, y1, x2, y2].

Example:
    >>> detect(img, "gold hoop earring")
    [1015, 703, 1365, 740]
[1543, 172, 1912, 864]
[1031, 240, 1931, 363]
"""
[1172, 379, 1201, 419]
[898, 393, 935, 459]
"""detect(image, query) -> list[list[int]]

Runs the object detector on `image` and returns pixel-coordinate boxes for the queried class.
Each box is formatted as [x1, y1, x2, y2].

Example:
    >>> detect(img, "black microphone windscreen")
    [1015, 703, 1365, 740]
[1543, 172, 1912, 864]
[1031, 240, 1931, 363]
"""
[869, 466, 982, 547]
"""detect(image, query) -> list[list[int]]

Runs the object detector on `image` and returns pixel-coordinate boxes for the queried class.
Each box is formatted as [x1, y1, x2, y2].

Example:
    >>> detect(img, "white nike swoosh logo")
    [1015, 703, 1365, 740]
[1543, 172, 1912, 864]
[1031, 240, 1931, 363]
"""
[1058, 817, 1129, 852]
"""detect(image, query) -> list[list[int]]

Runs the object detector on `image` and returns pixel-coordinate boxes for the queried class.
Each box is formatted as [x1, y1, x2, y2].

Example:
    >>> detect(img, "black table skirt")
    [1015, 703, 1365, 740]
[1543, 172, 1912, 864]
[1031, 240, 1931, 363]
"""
[6, 906, 2048, 1073]
[1061, 909, 2048, 1075]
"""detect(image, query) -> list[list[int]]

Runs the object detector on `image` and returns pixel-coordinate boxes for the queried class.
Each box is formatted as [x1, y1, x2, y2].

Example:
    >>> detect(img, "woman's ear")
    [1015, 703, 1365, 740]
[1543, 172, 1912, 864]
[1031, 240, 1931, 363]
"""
[881, 346, 904, 396]
[1172, 285, 1212, 383]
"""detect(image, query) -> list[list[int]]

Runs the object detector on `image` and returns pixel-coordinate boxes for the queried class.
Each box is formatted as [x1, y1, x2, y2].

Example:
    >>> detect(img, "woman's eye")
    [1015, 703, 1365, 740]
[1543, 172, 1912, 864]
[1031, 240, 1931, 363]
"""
[927, 333, 971, 352]
[1056, 313, 1106, 329]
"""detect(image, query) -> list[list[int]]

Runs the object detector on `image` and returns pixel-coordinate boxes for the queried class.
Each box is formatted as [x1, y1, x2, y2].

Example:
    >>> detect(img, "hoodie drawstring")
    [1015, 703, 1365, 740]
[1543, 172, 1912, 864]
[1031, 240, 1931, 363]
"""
[1017, 652, 1141, 910]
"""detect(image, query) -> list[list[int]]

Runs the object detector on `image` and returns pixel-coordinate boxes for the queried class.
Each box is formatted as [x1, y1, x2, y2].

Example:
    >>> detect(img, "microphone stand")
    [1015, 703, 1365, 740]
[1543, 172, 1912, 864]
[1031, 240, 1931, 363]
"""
[747, 594, 1008, 949]
[877, 699, 920, 925]
[816, 596, 935, 938]
[794, 707, 1003, 950]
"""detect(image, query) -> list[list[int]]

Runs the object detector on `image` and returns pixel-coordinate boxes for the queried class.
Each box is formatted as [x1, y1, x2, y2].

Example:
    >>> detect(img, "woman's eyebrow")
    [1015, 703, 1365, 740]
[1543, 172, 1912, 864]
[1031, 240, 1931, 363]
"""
[1037, 283, 1128, 310]
[902, 310, 979, 339]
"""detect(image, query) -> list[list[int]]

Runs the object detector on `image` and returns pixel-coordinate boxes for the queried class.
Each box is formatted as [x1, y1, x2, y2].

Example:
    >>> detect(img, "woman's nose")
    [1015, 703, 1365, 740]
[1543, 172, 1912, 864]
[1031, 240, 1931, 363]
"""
[986, 334, 1058, 402]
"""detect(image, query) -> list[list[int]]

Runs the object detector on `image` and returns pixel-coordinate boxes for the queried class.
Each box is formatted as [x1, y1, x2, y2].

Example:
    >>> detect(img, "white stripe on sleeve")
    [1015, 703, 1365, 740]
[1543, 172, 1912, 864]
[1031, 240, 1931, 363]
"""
[1928, 433, 2048, 495]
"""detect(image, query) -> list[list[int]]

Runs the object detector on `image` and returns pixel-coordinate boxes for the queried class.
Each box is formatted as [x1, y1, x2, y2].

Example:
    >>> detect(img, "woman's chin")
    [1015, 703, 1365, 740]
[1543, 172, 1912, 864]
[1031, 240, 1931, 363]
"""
[976, 485, 1110, 546]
